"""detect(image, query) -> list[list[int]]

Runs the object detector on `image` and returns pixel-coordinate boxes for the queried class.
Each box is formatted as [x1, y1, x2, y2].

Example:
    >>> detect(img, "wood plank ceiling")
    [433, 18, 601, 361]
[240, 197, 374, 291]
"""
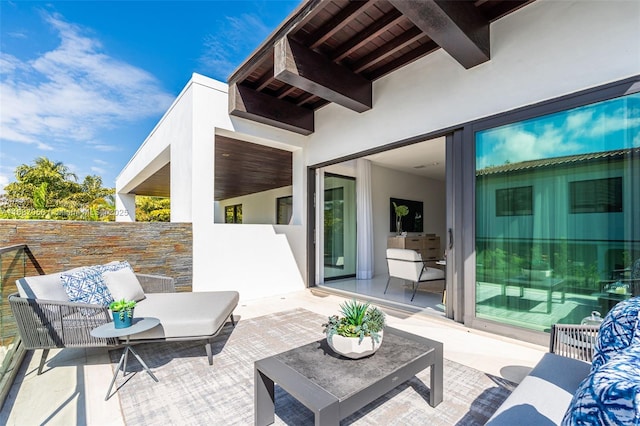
[228, 0, 534, 135]
[130, 136, 293, 201]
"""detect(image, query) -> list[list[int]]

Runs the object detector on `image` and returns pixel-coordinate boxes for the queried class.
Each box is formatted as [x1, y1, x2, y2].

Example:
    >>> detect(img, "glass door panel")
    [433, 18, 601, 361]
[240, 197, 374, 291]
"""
[475, 92, 640, 331]
[324, 174, 356, 280]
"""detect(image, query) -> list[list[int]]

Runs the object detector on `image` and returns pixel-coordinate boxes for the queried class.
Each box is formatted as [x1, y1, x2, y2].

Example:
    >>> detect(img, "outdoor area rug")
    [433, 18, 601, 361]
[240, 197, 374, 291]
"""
[110, 308, 514, 425]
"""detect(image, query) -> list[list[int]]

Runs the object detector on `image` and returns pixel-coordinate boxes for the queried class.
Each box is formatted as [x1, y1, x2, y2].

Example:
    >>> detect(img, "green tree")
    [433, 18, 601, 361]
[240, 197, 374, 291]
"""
[4, 157, 79, 208]
[136, 196, 170, 222]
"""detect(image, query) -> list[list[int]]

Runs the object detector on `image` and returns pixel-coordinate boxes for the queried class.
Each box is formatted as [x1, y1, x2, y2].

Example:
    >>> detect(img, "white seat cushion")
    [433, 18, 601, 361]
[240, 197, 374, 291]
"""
[130, 291, 239, 340]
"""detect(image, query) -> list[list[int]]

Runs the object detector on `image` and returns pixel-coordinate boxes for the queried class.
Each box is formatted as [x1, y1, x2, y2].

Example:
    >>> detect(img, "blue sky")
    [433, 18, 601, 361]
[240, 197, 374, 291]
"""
[476, 92, 640, 169]
[0, 0, 299, 193]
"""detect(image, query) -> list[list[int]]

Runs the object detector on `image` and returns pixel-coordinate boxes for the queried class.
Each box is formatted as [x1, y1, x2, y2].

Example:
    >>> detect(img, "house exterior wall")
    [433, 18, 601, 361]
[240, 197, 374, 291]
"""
[303, 0, 640, 166]
[216, 186, 293, 224]
[117, 75, 308, 300]
[117, 0, 639, 306]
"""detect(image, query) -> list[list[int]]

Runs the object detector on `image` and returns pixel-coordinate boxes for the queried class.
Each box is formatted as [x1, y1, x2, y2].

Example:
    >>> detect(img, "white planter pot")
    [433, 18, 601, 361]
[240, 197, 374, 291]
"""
[326, 330, 384, 359]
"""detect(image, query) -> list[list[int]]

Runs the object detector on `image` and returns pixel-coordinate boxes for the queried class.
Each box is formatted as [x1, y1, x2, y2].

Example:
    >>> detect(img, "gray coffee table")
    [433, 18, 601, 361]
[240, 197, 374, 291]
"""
[91, 317, 160, 400]
[254, 327, 443, 425]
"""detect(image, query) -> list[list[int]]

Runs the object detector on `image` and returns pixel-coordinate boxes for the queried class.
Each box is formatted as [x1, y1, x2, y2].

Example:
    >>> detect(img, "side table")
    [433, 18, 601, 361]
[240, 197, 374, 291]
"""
[91, 317, 160, 400]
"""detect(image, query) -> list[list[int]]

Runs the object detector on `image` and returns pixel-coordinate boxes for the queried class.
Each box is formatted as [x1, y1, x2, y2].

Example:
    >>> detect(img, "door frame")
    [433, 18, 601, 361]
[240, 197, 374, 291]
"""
[306, 128, 462, 321]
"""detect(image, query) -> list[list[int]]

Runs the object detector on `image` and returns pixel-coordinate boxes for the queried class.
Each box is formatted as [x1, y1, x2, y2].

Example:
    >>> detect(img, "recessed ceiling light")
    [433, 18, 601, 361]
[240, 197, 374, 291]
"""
[222, 153, 231, 157]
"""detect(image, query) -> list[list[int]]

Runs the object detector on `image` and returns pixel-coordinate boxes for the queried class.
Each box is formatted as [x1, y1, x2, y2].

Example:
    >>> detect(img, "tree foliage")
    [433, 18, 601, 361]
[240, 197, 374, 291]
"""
[1, 156, 170, 222]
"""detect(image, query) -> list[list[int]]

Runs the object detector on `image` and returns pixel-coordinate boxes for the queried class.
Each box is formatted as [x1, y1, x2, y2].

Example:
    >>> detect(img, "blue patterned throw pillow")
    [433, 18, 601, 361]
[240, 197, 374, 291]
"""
[591, 297, 640, 371]
[562, 344, 640, 426]
[61, 266, 114, 307]
[60, 262, 132, 308]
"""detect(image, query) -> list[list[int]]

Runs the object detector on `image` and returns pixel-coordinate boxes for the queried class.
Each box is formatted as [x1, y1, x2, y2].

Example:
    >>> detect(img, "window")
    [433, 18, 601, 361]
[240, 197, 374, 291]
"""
[496, 186, 533, 216]
[225, 204, 242, 223]
[570, 177, 622, 213]
[476, 90, 639, 332]
[276, 196, 293, 224]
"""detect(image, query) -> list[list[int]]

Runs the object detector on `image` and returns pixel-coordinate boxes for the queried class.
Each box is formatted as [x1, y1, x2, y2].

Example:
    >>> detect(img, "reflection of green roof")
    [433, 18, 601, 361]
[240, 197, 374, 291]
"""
[476, 148, 639, 176]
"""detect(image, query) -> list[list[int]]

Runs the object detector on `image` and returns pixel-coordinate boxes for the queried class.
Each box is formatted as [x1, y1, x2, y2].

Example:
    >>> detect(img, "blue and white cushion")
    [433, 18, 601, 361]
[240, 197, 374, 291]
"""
[98, 260, 133, 275]
[562, 344, 640, 426]
[591, 296, 640, 371]
[61, 266, 114, 307]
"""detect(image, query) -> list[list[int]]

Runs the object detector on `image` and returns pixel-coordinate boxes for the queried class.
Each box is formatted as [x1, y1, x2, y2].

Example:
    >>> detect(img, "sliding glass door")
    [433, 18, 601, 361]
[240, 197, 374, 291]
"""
[324, 174, 357, 280]
[475, 91, 640, 331]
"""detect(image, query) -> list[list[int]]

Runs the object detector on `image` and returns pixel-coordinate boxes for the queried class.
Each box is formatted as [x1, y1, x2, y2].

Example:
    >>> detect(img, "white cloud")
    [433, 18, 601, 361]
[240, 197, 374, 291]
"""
[477, 122, 585, 169]
[0, 12, 174, 151]
[93, 144, 119, 152]
[199, 13, 271, 79]
[0, 173, 9, 195]
[91, 166, 106, 174]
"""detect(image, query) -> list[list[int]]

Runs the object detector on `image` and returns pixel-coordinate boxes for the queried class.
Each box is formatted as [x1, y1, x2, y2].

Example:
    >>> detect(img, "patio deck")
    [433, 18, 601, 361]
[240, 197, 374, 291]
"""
[0, 289, 546, 425]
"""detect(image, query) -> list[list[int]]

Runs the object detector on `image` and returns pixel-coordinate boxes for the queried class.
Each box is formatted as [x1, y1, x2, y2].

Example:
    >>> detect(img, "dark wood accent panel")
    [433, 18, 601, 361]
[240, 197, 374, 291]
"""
[0, 221, 193, 291]
[130, 163, 171, 197]
[389, 0, 490, 69]
[274, 36, 372, 113]
[229, 83, 314, 135]
[215, 136, 292, 201]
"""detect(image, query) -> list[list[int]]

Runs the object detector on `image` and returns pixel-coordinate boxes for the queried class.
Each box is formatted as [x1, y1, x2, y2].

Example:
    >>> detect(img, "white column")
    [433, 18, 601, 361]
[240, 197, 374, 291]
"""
[115, 193, 136, 222]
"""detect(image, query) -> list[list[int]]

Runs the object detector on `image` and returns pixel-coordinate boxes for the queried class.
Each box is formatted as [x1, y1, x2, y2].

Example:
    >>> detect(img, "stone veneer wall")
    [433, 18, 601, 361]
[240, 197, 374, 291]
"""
[0, 220, 193, 291]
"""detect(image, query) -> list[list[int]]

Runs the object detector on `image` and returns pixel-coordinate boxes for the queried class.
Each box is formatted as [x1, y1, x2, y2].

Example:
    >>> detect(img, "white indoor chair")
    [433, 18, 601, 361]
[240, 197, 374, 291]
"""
[385, 248, 445, 302]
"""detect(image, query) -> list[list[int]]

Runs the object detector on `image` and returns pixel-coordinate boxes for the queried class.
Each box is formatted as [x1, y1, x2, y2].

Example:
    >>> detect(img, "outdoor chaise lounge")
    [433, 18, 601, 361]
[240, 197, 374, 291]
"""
[9, 261, 239, 374]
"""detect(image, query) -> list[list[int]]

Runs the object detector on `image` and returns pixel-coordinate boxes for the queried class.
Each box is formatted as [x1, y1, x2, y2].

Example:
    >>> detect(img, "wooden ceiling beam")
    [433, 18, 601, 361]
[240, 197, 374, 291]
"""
[389, 0, 490, 69]
[274, 36, 372, 113]
[305, 1, 374, 49]
[276, 85, 298, 100]
[331, 9, 404, 63]
[351, 27, 426, 74]
[366, 40, 439, 80]
[254, 72, 275, 91]
[229, 83, 314, 135]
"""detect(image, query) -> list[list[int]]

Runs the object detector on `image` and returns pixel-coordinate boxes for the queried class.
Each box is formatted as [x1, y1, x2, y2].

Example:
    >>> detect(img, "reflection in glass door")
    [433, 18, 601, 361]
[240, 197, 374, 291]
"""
[324, 174, 356, 280]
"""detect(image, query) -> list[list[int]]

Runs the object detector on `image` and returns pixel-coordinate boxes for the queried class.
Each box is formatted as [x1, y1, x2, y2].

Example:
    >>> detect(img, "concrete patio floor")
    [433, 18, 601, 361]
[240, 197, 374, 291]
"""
[0, 289, 547, 425]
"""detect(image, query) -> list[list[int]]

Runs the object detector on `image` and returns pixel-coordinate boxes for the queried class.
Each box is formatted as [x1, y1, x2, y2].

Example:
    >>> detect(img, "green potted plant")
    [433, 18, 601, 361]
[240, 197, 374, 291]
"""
[109, 299, 136, 329]
[393, 201, 409, 235]
[322, 299, 386, 359]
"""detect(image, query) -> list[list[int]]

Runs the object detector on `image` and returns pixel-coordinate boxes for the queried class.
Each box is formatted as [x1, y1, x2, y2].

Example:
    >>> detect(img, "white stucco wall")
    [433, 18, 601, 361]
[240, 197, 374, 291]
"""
[216, 186, 293, 224]
[304, 0, 640, 166]
[371, 165, 446, 275]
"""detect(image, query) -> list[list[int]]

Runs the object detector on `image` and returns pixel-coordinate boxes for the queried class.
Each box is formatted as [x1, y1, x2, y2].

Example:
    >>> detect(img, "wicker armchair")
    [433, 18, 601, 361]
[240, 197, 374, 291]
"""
[9, 273, 175, 375]
[549, 323, 600, 362]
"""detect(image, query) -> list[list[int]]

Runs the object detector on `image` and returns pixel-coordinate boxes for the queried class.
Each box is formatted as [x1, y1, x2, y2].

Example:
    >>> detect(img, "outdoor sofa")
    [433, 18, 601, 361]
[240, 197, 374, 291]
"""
[9, 261, 239, 374]
[487, 296, 640, 425]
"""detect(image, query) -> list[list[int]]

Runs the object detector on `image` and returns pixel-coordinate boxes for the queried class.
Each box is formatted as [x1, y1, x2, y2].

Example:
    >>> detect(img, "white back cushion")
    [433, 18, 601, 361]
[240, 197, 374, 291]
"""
[103, 268, 145, 302]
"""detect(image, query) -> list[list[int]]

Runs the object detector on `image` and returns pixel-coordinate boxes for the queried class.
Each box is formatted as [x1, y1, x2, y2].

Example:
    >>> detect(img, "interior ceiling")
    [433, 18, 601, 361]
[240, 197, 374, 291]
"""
[228, 0, 534, 135]
[364, 136, 446, 181]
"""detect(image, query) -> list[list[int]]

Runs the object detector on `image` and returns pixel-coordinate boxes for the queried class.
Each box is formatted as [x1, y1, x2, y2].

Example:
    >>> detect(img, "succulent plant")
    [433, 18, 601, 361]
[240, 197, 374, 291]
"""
[323, 299, 386, 343]
[109, 299, 136, 321]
